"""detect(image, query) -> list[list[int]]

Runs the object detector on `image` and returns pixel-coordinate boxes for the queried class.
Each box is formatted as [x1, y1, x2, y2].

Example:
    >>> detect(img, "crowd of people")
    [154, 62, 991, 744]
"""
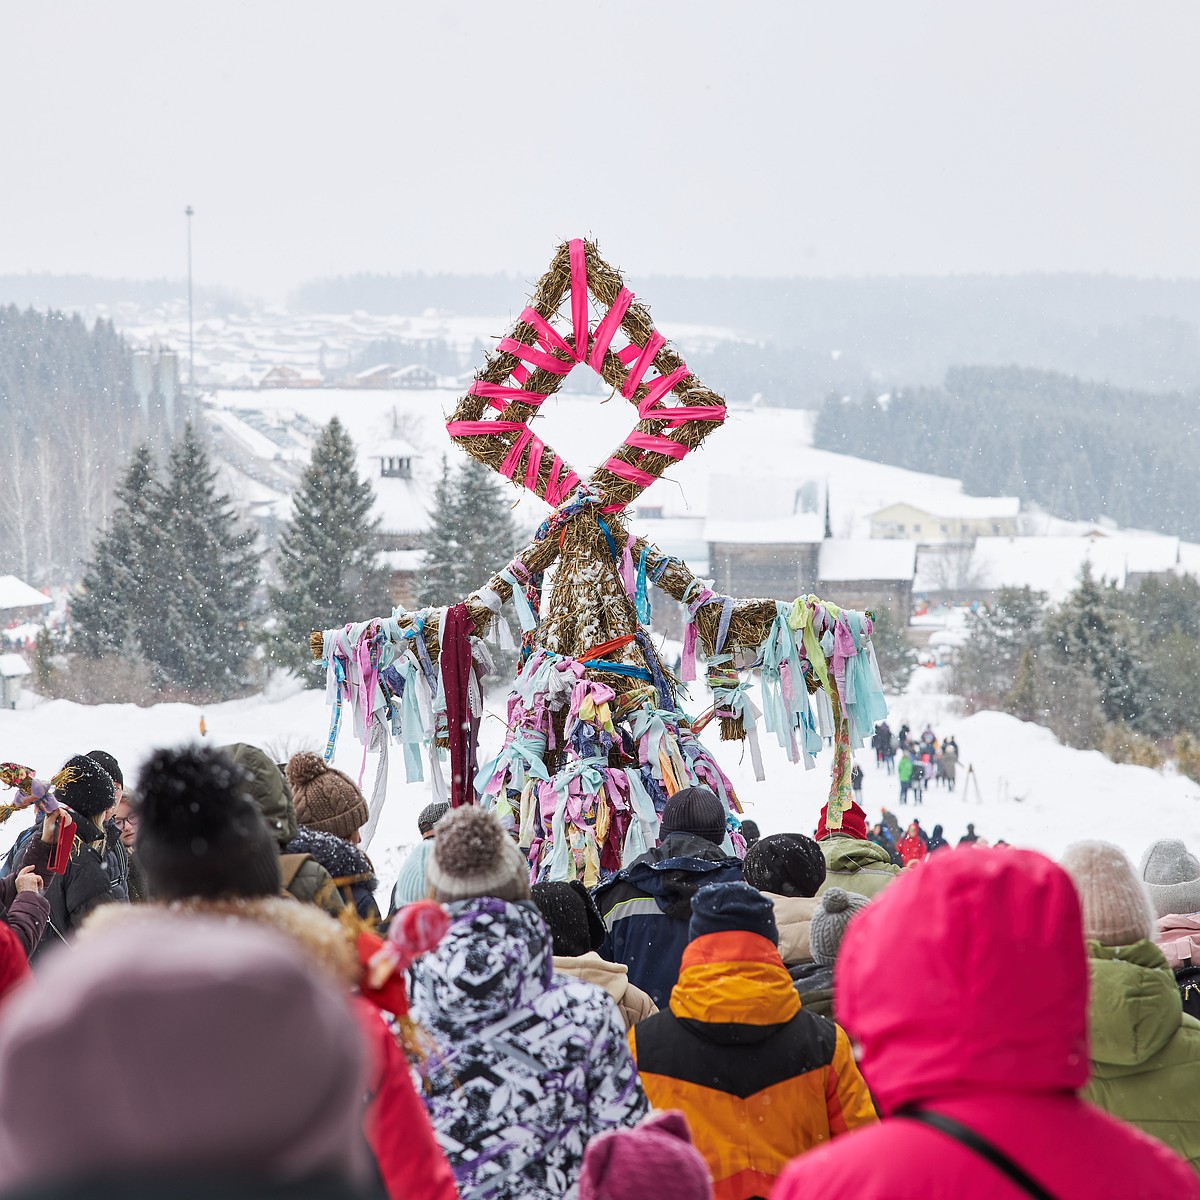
[871, 720, 959, 801]
[0, 743, 1199, 1199]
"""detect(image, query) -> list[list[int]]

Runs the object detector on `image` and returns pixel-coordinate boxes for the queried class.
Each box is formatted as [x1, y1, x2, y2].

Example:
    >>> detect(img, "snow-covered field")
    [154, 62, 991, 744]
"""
[4, 665, 1197, 899]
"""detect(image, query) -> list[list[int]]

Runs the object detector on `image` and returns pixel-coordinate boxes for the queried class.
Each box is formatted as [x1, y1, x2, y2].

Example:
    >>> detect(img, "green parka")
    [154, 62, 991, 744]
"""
[1084, 938, 1200, 1172]
[816, 837, 902, 900]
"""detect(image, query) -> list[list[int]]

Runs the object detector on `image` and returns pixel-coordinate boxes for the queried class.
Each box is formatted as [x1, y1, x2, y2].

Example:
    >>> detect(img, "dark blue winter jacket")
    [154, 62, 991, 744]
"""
[592, 831, 743, 1007]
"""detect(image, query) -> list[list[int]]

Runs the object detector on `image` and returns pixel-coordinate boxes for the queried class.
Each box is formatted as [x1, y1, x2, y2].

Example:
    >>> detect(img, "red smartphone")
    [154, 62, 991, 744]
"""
[46, 815, 76, 875]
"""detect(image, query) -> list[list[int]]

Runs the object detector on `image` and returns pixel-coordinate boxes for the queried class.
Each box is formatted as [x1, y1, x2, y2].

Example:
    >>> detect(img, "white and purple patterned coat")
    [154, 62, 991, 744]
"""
[409, 896, 648, 1200]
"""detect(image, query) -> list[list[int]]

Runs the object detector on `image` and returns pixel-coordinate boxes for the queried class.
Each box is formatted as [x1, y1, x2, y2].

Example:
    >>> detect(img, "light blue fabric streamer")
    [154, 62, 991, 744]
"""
[622, 768, 660, 867]
[635, 546, 652, 627]
[397, 656, 426, 783]
[499, 568, 538, 633]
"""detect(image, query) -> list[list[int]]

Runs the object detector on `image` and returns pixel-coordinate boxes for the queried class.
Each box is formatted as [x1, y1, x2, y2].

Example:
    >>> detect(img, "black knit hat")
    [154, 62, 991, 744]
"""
[660, 786, 726, 845]
[689, 881, 779, 945]
[531, 881, 606, 957]
[418, 801, 450, 837]
[740, 819, 761, 848]
[58, 754, 116, 819]
[85, 750, 123, 790]
[743, 833, 827, 898]
[135, 746, 281, 902]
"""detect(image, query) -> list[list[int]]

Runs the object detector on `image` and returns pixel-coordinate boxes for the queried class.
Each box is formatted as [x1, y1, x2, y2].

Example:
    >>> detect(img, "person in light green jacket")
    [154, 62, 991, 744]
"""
[897, 750, 913, 805]
[814, 801, 902, 900]
[1062, 840, 1200, 1172]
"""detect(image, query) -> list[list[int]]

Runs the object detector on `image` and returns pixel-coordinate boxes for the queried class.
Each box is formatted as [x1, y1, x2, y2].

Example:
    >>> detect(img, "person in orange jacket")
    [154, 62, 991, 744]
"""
[630, 882, 876, 1200]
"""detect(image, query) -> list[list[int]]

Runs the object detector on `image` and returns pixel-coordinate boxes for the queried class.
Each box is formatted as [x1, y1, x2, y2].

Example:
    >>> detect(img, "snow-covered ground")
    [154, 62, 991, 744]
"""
[4, 664, 1197, 900]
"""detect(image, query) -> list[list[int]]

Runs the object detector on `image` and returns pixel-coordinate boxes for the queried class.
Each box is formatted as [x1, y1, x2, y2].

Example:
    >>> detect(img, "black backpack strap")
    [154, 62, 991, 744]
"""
[898, 1108, 1057, 1200]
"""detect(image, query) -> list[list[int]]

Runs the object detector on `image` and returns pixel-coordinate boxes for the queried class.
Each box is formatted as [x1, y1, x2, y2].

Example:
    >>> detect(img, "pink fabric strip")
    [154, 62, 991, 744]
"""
[524, 437, 545, 492]
[468, 380, 548, 409]
[569, 239, 589, 361]
[638, 365, 692, 414]
[588, 287, 634, 371]
[447, 420, 526, 437]
[499, 429, 535, 479]
[621, 330, 667, 398]
[624, 431, 687, 459]
[603, 457, 659, 488]
[547, 467, 580, 506]
[497, 337, 573, 376]
[616, 344, 641, 365]
[638, 401, 728, 427]
[519, 306, 577, 362]
[546, 457, 565, 504]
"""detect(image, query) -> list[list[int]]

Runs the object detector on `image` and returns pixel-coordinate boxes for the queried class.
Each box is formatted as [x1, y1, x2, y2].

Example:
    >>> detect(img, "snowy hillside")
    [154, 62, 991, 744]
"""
[4, 672, 1197, 899]
[209, 385, 988, 543]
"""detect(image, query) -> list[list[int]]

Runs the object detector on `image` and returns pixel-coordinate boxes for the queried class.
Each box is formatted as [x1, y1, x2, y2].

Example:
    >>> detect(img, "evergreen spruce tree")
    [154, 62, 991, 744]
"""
[416, 458, 467, 605]
[416, 458, 519, 638]
[73, 444, 157, 658]
[140, 423, 259, 693]
[268, 416, 381, 673]
[1046, 562, 1145, 726]
[953, 586, 1047, 703]
[455, 459, 519, 595]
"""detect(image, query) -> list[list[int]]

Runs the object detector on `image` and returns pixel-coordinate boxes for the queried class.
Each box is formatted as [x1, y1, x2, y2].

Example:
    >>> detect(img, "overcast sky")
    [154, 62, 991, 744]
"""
[2, 0, 1198, 298]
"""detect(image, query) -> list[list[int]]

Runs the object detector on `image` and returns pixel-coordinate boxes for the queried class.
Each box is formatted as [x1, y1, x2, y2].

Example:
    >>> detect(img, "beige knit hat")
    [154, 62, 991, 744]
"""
[285, 753, 369, 841]
[425, 807, 531, 904]
[1060, 840, 1155, 947]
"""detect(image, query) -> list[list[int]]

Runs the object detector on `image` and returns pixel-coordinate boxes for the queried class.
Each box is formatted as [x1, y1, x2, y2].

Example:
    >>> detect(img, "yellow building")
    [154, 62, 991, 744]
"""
[869, 497, 1019, 543]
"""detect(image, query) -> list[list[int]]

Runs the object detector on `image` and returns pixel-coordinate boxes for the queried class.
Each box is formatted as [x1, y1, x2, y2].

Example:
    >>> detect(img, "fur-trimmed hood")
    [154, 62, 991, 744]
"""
[80, 895, 359, 988]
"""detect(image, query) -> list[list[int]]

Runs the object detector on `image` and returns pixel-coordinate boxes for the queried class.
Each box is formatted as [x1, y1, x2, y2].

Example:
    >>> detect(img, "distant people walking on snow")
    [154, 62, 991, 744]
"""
[630, 882, 876, 1199]
[897, 750, 913, 804]
[772, 848, 1200, 1200]
[872, 721, 892, 770]
[959, 823, 980, 846]
[850, 762, 863, 802]
[897, 822, 928, 867]
[940, 740, 959, 791]
[898, 723, 911, 750]
[927, 823, 950, 854]
[739, 819, 761, 849]
[867, 823, 901, 867]
[910, 758, 926, 805]
[1062, 840, 1200, 1172]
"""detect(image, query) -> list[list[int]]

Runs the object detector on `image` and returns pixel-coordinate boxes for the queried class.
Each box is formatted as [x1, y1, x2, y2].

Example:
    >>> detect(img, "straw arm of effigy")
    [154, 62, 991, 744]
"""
[307, 530, 777, 665]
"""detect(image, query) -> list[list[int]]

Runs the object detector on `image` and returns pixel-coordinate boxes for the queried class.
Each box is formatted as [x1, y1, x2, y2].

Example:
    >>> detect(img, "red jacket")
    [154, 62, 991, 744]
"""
[896, 832, 927, 867]
[772, 849, 1200, 1200]
[354, 1000, 457, 1200]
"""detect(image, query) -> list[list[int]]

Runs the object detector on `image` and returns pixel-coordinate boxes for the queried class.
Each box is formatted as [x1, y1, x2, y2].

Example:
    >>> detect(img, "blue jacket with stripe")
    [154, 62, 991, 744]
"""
[592, 831, 743, 1007]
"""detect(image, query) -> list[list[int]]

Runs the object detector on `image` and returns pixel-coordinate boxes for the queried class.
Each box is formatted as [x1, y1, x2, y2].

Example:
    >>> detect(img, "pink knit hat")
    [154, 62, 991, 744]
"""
[579, 1110, 712, 1200]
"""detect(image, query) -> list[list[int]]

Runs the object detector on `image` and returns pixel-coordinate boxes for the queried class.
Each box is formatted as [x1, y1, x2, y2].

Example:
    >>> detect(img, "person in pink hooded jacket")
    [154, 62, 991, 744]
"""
[771, 847, 1200, 1200]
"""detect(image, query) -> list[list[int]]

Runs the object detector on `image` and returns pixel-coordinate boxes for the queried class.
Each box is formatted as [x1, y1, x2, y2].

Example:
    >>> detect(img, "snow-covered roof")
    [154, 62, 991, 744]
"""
[0, 577, 50, 611]
[0, 653, 30, 678]
[355, 363, 395, 380]
[705, 515, 825, 545]
[969, 535, 1180, 600]
[872, 496, 1021, 521]
[371, 437, 420, 459]
[819, 539, 916, 581]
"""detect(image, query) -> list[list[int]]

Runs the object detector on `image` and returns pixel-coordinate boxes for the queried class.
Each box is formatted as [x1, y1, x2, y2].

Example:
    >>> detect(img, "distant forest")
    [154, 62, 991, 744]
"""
[0, 307, 179, 582]
[292, 272, 1200, 399]
[0, 274, 247, 315]
[815, 366, 1200, 539]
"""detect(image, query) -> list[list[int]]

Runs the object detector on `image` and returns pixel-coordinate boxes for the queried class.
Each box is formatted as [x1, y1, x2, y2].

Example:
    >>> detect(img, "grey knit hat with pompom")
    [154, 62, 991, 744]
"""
[809, 887, 870, 966]
[425, 806, 531, 904]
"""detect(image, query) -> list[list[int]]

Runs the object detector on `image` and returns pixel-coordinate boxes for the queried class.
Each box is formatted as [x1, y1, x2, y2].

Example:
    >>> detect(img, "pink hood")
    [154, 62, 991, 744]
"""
[1155, 913, 1200, 971]
[835, 848, 1089, 1115]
